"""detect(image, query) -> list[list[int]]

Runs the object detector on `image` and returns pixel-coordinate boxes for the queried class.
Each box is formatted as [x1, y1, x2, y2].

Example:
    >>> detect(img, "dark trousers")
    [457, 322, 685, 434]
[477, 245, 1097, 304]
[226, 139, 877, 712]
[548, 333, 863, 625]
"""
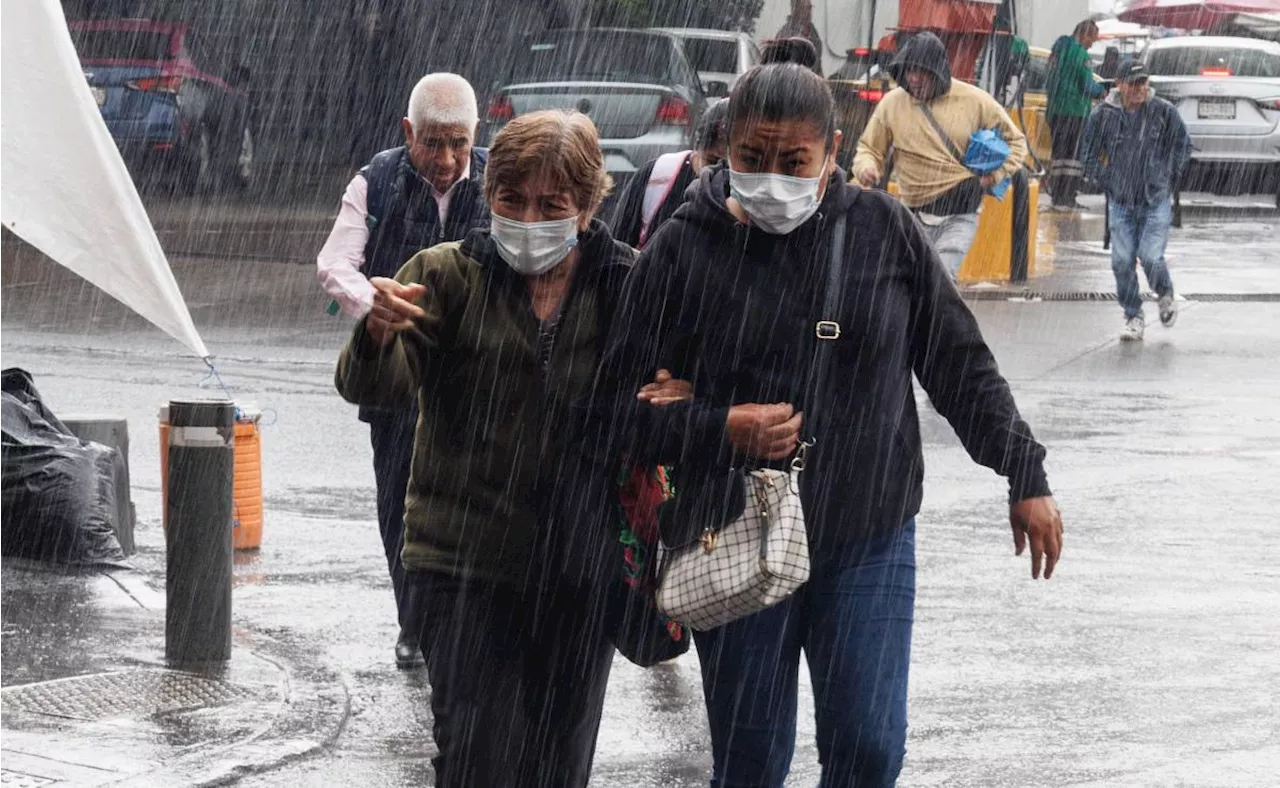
[1048, 114, 1087, 206]
[367, 407, 418, 629]
[693, 520, 917, 788]
[411, 570, 615, 787]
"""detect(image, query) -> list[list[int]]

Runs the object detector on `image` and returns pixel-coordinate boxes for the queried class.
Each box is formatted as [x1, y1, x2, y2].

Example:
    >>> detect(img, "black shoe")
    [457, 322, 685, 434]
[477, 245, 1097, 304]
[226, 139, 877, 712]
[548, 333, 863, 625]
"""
[394, 632, 423, 669]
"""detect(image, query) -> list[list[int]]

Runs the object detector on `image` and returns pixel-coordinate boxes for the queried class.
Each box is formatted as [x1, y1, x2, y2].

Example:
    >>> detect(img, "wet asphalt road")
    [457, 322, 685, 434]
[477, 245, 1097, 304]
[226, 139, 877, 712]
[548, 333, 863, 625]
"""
[2, 206, 1279, 786]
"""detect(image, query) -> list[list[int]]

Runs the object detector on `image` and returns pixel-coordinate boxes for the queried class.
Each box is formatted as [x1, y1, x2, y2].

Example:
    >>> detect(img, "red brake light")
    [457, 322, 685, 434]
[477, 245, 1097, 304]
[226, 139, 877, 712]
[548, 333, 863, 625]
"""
[127, 75, 183, 93]
[857, 89, 885, 102]
[655, 96, 690, 125]
[486, 96, 514, 122]
[853, 47, 871, 56]
[1201, 66, 1232, 77]
[1256, 97, 1280, 111]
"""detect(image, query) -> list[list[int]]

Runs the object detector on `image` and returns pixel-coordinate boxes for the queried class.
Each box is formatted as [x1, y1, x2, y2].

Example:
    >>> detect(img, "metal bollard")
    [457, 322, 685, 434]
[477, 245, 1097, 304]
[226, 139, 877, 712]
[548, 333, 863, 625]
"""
[1010, 169, 1030, 284]
[165, 399, 235, 666]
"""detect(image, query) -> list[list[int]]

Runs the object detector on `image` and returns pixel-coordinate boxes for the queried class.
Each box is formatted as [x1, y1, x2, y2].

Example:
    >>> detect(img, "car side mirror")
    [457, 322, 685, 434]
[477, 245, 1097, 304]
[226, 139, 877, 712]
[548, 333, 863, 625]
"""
[704, 80, 730, 98]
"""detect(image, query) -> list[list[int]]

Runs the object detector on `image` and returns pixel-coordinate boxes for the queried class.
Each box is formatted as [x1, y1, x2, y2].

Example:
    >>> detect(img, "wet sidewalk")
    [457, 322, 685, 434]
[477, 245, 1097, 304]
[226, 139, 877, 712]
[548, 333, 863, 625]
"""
[0, 561, 348, 787]
[962, 193, 1280, 300]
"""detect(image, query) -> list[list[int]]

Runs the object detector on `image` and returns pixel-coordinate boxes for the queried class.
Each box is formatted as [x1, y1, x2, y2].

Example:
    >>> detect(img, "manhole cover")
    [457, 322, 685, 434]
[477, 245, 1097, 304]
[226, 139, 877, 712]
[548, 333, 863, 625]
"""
[1, 669, 255, 721]
[0, 770, 57, 787]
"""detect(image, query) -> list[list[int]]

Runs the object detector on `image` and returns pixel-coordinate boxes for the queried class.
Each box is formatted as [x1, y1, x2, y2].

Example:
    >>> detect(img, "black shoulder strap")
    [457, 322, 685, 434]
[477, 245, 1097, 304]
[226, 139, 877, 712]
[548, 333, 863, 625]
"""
[918, 101, 967, 166]
[799, 212, 848, 450]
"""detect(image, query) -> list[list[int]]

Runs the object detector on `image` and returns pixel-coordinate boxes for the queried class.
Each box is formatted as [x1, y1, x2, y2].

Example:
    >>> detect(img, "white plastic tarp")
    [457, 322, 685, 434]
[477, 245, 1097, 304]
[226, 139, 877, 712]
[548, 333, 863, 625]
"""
[1, 0, 209, 359]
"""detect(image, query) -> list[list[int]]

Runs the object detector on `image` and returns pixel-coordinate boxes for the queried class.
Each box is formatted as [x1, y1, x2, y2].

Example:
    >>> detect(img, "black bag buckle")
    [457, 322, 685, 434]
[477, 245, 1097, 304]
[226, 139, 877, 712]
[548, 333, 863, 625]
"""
[815, 320, 841, 340]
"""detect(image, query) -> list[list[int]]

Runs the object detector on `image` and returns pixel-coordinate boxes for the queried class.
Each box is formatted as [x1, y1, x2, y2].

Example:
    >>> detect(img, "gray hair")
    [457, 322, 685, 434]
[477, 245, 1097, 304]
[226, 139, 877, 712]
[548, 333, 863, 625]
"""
[406, 73, 478, 135]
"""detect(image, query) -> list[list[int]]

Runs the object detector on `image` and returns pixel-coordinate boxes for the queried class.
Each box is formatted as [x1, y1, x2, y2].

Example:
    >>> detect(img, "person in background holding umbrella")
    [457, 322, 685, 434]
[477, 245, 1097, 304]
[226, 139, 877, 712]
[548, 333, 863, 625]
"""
[1080, 60, 1191, 342]
[1046, 20, 1104, 211]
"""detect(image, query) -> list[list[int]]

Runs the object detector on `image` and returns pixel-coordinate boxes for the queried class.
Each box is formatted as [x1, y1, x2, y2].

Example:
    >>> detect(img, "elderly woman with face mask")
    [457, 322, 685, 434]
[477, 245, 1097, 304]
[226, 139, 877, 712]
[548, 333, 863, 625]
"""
[591, 57, 1064, 786]
[335, 110, 687, 787]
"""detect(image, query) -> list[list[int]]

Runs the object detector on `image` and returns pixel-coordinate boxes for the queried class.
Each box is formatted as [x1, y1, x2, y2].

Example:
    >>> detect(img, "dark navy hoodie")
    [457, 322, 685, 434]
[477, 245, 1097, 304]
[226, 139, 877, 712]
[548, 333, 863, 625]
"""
[584, 164, 1051, 554]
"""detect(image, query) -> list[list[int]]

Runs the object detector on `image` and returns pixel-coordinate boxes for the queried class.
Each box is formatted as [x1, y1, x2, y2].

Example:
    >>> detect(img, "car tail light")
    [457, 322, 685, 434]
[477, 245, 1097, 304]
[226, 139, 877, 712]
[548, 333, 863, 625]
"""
[1255, 97, 1280, 111]
[1200, 66, 1232, 77]
[857, 89, 885, 102]
[486, 96, 514, 122]
[654, 96, 690, 126]
[127, 75, 183, 93]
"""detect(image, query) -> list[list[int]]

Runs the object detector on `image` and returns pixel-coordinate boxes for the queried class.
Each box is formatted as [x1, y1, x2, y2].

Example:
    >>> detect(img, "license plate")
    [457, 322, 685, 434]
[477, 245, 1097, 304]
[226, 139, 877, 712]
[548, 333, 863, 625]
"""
[1198, 100, 1235, 120]
[90, 86, 106, 107]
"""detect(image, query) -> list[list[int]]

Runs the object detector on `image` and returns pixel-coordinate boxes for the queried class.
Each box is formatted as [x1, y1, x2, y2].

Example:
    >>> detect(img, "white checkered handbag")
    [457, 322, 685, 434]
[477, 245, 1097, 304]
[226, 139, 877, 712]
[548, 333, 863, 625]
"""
[654, 467, 809, 631]
[651, 214, 849, 632]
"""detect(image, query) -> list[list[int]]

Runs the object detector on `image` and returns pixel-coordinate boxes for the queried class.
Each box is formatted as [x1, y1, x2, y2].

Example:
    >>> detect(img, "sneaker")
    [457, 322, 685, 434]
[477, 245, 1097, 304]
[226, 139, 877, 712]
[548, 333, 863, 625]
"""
[1158, 294, 1178, 327]
[1120, 314, 1145, 341]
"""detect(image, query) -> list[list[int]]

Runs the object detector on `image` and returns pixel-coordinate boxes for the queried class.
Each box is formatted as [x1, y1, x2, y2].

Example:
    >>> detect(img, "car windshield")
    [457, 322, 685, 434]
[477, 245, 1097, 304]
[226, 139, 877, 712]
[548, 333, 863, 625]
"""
[512, 32, 673, 84]
[1148, 46, 1280, 78]
[70, 28, 174, 61]
[679, 38, 738, 74]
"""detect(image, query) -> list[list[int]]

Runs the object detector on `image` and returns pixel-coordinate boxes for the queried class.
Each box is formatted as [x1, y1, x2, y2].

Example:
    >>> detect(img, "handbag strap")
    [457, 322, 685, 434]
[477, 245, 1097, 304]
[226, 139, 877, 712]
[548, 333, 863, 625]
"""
[795, 212, 848, 468]
[918, 101, 967, 166]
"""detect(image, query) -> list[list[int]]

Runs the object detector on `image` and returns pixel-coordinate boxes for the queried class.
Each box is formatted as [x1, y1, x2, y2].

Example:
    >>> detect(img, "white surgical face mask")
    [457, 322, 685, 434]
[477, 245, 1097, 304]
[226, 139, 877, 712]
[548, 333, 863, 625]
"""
[729, 163, 825, 235]
[490, 213, 580, 276]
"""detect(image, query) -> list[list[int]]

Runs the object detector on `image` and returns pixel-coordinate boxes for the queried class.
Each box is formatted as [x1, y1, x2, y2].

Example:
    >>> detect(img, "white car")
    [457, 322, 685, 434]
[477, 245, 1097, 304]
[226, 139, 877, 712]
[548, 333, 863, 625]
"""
[652, 28, 760, 98]
[1145, 36, 1280, 198]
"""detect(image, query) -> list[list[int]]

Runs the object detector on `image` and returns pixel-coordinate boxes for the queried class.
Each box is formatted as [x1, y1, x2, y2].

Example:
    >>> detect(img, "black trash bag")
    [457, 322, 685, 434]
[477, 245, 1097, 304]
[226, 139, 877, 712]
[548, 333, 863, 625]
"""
[1, 369, 129, 567]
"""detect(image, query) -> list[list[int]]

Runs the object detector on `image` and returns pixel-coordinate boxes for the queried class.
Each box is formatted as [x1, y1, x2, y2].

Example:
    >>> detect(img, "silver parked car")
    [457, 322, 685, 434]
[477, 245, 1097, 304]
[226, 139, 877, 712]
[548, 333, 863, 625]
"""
[482, 28, 706, 183]
[653, 28, 760, 97]
[1145, 36, 1280, 197]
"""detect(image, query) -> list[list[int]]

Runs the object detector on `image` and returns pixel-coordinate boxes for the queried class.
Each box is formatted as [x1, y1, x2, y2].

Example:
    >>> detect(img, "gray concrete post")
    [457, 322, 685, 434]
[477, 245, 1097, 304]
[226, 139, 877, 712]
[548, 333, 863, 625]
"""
[165, 399, 235, 666]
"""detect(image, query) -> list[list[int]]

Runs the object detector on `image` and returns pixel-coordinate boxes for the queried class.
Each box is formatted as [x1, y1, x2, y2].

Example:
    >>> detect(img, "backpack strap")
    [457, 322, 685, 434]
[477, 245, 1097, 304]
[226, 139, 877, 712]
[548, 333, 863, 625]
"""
[638, 151, 691, 249]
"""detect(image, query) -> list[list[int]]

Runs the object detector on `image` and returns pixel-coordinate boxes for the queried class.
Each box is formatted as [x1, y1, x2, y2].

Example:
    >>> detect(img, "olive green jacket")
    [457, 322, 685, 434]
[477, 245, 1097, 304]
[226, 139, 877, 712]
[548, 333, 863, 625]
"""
[335, 222, 633, 584]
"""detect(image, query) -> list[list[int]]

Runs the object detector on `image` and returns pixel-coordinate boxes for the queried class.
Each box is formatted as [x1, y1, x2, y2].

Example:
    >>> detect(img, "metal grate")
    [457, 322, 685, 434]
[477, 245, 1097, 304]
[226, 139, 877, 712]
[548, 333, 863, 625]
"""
[0, 770, 58, 787]
[963, 291, 1280, 303]
[1, 670, 255, 722]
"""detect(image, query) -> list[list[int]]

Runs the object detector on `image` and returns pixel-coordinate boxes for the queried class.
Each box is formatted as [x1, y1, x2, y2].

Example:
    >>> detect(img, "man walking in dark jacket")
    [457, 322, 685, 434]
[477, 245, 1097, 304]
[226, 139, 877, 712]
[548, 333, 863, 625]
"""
[1081, 61, 1192, 341]
[1046, 20, 1104, 209]
[317, 73, 490, 667]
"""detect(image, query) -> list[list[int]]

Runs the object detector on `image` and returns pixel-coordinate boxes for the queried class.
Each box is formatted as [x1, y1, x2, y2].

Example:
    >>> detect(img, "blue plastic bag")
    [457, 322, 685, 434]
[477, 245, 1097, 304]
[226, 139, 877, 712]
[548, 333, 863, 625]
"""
[965, 128, 1012, 200]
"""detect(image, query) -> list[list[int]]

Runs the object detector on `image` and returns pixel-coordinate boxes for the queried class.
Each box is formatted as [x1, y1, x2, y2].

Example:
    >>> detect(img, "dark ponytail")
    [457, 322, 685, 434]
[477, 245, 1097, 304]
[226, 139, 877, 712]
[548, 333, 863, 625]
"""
[727, 61, 836, 145]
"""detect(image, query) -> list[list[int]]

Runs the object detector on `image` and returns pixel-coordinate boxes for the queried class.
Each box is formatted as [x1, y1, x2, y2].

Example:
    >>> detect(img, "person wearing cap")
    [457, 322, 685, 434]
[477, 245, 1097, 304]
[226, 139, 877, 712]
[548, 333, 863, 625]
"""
[1081, 60, 1191, 341]
[853, 32, 1028, 280]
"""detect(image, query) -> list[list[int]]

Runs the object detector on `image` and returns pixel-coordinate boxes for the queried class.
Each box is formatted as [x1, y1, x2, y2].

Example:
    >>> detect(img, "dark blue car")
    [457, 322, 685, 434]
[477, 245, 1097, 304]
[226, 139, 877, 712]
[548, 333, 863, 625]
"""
[70, 19, 254, 193]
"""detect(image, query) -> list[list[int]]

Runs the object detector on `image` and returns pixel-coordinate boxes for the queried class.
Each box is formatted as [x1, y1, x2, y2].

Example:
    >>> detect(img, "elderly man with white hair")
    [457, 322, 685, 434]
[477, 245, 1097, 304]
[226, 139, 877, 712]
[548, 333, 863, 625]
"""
[317, 72, 489, 669]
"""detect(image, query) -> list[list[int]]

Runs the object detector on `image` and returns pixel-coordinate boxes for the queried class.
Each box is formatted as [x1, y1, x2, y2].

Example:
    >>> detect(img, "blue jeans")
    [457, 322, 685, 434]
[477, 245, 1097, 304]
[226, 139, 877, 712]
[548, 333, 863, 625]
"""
[693, 520, 917, 788]
[1109, 198, 1175, 320]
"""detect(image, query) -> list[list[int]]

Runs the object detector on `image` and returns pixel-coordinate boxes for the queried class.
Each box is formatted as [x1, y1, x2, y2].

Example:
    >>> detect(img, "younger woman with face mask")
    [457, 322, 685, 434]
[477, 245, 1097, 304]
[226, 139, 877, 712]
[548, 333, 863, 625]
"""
[335, 110, 688, 787]
[590, 61, 1064, 785]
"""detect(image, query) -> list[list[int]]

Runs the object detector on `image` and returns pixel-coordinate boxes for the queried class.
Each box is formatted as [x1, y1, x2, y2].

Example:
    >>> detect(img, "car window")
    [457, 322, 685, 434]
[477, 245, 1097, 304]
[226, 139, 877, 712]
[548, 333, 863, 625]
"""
[70, 28, 174, 61]
[1148, 46, 1280, 78]
[513, 31, 677, 85]
[1024, 53, 1048, 93]
[679, 38, 740, 74]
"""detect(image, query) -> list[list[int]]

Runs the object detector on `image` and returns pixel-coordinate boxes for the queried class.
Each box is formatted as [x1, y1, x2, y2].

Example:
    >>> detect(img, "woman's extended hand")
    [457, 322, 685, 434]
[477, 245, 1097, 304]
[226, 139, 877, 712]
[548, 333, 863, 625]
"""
[366, 277, 427, 346]
[725, 403, 802, 461]
[636, 369, 693, 406]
